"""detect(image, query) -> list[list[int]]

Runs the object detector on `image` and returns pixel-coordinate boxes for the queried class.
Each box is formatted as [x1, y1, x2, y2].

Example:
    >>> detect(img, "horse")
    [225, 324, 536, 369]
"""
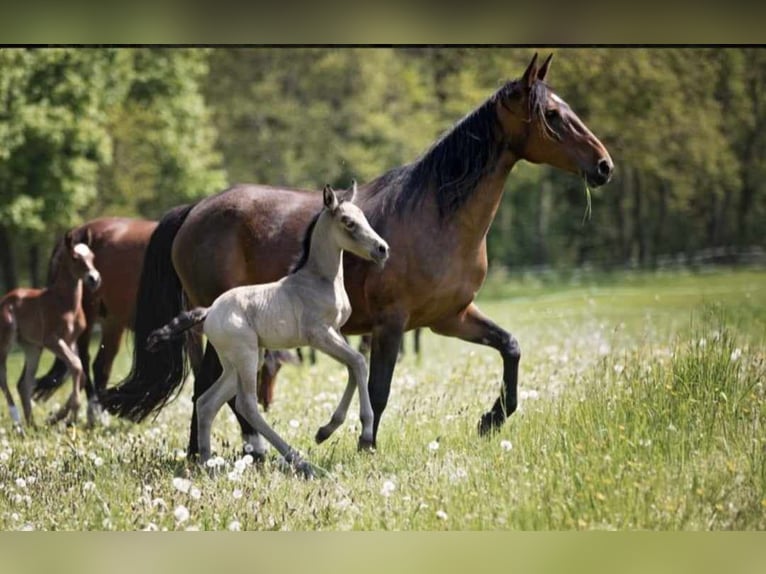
[33, 218, 157, 405]
[33, 217, 289, 412]
[0, 230, 102, 428]
[145, 184, 389, 475]
[103, 53, 613, 456]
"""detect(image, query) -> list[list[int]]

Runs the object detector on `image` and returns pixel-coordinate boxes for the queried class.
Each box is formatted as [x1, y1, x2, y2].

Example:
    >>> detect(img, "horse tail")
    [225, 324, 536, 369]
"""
[101, 203, 195, 422]
[146, 307, 209, 351]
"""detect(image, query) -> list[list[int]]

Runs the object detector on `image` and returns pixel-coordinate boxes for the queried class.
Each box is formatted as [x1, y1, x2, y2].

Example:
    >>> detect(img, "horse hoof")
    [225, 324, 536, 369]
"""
[315, 425, 332, 444]
[295, 461, 315, 480]
[357, 438, 376, 453]
[477, 411, 503, 436]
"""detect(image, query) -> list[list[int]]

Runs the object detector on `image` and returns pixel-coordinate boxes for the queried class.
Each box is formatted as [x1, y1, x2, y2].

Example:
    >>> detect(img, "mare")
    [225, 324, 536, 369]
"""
[33, 217, 287, 412]
[0, 231, 101, 427]
[103, 53, 613, 455]
[145, 184, 388, 474]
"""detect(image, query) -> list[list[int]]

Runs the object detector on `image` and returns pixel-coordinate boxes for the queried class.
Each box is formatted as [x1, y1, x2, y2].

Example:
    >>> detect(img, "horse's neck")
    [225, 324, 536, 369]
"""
[452, 153, 518, 243]
[48, 271, 83, 310]
[304, 215, 344, 287]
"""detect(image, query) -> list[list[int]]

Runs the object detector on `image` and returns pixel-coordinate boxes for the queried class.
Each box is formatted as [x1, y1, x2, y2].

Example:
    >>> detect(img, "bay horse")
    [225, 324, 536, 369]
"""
[33, 217, 288, 413]
[0, 230, 101, 428]
[146, 184, 388, 475]
[103, 53, 614, 455]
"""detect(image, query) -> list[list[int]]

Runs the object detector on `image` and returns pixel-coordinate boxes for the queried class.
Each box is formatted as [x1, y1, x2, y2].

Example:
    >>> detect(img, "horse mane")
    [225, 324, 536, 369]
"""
[289, 209, 323, 274]
[367, 78, 551, 222]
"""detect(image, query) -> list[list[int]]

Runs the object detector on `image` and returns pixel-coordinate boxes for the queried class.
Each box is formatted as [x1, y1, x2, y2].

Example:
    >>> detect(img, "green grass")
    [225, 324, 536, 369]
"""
[0, 269, 764, 530]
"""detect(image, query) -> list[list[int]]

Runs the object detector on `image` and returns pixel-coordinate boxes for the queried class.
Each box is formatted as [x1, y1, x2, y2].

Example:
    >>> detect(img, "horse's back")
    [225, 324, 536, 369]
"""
[173, 184, 322, 307]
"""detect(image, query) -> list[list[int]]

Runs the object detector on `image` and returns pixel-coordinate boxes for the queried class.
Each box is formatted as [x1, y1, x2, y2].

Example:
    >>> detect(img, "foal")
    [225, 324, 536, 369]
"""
[0, 230, 101, 428]
[147, 184, 389, 475]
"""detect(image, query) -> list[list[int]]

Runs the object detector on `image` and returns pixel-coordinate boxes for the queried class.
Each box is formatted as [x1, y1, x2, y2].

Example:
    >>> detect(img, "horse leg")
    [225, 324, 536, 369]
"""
[196, 355, 238, 464]
[232, 347, 311, 477]
[0, 354, 21, 427]
[312, 328, 372, 449]
[430, 302, 520, 435]
[188, 343, 262, 460]
[89, 320, 124, 425]
[17, 345, 42, 427]
[47, 340, 85, 425]
[367, 320, 406, 447]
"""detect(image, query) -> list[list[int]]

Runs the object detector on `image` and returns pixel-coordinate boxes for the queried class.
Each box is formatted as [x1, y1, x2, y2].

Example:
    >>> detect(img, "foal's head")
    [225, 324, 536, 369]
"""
[323, 182, 389, 266]
[62, 229, 101, 291]
[496, 53, 614, 188]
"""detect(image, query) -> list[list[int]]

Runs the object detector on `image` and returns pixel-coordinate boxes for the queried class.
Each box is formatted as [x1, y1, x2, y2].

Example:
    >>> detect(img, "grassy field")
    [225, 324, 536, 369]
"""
[0, 268, 764, 530]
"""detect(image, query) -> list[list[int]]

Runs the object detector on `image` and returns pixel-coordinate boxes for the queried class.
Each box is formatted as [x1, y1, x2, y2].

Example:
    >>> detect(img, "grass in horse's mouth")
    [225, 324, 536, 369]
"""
[582, 180, 592, 223]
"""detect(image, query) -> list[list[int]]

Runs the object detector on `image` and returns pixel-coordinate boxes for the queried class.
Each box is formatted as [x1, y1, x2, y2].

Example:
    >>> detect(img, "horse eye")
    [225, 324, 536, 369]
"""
[545, 109, 559, 121]
[346, 220, 356, 230]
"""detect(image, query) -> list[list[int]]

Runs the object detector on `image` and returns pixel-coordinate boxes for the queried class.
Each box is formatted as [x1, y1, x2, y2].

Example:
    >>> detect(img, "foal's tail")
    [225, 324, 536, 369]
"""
[146, 307, 209, 352]
[101, 203, 195, 422]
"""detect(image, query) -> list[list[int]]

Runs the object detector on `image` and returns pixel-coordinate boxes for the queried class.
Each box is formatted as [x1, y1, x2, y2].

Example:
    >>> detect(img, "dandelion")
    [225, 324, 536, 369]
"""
[598, 343, 610, 356]
[15, 478, 26, 489]
[228, 520, 241, 531]
[227, 470, 241, 482]
[143, 522, 159, 531]
[82, 481, 96, 493]
[151, 497, 167, 509]
[380, 480, 396, 497]
[521, 389, 540, 400]
[243, 443, 254, 454]
[190, 487, 202, 500]
[0, 452, 8, 462]
[93, 456, 104, 467]
[19, 523, 35, 531]
[667, 423, 677, 432]
[172, 477, 191, 494]
[289, 419, 300, 428]
[232, 489, 243, 500]
[500, 440, 513, 452]
[730, 348, 742, 362]
[242, 454, 254, 466]
[428, 440, 439, 452]
[613, 364, 624, 375]
[173, 505, 190, 524]
[436, 510, 448, 520]
[698, 338, 707, 348]
[10, 512, 19, 521]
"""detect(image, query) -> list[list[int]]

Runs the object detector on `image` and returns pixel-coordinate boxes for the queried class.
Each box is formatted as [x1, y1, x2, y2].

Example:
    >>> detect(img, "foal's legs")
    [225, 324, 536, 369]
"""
[0, 355, 21, 426]
[47, 340, 86, 425]
[17, 344, 42, 426]
[430, 302, 520, 435]
[312, 328, 373, 449]
[92, 319, 124, 396]
[196, 355, 238, 463]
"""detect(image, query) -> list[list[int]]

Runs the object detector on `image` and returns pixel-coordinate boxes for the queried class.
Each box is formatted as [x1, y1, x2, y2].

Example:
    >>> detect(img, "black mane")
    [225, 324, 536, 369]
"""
[289, 209, 322, 274]
[367, 79, 551, 221]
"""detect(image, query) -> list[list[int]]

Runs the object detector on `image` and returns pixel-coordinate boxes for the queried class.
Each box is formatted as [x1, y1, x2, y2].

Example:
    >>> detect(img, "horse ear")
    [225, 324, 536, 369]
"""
[348, 180, 357, 203]
[64, 230, 74, 250]
[521, 52, 539, 88]
[537, 53, 553, 83]
[323, 185, 339, 211]
[84, 228, 93, 247]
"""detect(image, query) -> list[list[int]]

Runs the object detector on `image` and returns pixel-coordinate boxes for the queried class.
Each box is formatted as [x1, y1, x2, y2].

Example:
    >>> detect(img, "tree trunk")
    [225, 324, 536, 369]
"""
[28, 243, 40, 287]
[651, 180, 668, 268]
[632, 169, 647, 266]
[0, 225, 18, 292]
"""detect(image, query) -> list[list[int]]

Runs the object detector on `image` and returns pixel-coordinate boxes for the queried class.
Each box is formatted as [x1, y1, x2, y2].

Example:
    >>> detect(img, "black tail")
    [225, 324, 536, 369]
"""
[146, 307, 209, 352]
[33, 358, 70, 401]
[101, 203, 195, 422]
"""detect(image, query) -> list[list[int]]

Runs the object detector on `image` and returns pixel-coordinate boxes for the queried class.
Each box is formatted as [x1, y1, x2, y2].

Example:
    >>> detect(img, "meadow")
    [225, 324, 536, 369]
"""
[0, 268, 763, 531]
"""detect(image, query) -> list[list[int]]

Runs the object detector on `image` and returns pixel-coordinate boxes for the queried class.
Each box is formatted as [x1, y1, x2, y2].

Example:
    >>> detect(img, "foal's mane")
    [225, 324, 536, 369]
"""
[366, 78, 551, 221]
[288, 209, 323, 274]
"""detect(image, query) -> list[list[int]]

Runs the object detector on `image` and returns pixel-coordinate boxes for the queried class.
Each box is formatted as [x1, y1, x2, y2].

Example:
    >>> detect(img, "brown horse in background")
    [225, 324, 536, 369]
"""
[104, 53, 614, 456]
[33, 217, 287, 411]
[0, 230, 101, 428]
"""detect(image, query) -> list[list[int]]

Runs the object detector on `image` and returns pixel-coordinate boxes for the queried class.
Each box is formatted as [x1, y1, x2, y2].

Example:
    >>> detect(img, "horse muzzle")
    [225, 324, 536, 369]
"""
[585, 157, 614, 187]
[85, 271, 102, 291]
[370, 242, 390, 267]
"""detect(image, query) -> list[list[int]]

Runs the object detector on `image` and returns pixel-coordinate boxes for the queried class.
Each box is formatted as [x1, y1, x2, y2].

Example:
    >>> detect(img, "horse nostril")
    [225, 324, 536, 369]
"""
[377, 244, 388, 257]
[597, 158, 612, 177]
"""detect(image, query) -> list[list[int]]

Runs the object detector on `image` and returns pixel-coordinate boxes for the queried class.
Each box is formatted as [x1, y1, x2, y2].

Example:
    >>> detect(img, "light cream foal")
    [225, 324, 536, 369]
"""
[146, 183, 389, 476]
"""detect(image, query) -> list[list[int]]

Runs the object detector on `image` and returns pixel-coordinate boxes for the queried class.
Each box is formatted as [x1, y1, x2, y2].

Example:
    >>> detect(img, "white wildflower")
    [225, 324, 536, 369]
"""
[436, 509, 448, 521]
[10, 512, 19, 521]
[380, 480, 396, 497]
[614, 364, 625, 375]
[598, 343, 610, 356]
[173, 505, 190, 523]
[428, 440, 439, 452]
[500, 440, 513, 452]
[228, 520, 241, 531]
[15, 478, 26, 489]
[93, 456, 103, 467]
[698, 338, 707, 348]
[172, 477, 191, 494]
[143, 522, 159, 531]
[730, 348, 742, 362]
[82, 481, 96, 493]
[289, 419, 300, 428]
[227, 470, 241, 482]
[190, 487, 201, 500]
[232, 489, 243, 500]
